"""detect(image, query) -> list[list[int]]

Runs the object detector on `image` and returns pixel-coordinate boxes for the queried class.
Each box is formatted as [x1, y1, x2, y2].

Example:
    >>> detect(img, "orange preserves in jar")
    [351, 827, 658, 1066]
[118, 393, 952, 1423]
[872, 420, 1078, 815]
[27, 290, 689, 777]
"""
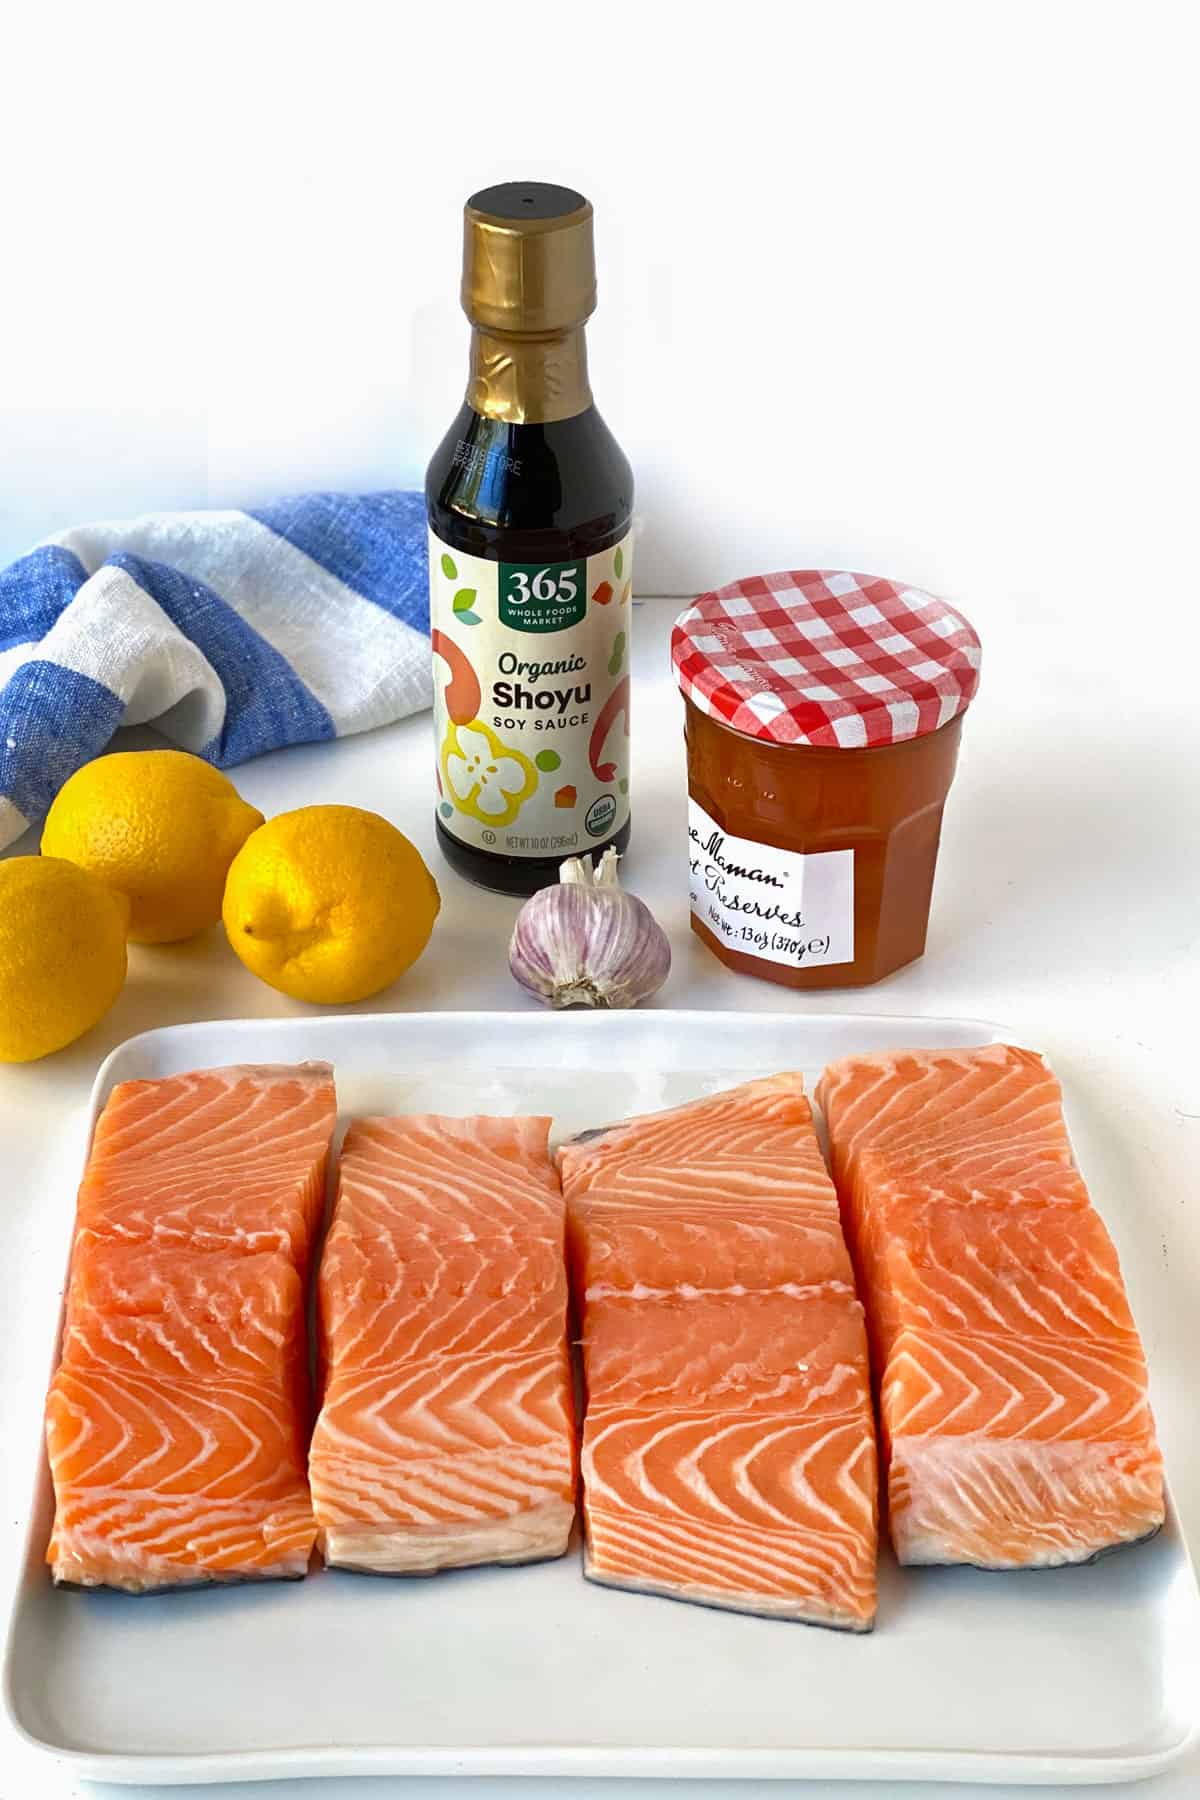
[672, 571, 981, 990]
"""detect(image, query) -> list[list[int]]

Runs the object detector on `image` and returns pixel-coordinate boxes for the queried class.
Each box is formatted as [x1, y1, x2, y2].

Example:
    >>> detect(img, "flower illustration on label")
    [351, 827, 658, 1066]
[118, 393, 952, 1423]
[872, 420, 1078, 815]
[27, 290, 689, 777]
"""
[441, 720, 538, 827]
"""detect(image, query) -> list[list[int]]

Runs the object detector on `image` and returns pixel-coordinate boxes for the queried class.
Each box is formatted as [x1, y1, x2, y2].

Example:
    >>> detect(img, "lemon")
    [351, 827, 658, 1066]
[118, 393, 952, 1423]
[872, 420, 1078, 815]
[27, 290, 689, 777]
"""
[0, 858, 129, 1062]
[222, 805, 440, 1005]
[41, 751, 264, 945]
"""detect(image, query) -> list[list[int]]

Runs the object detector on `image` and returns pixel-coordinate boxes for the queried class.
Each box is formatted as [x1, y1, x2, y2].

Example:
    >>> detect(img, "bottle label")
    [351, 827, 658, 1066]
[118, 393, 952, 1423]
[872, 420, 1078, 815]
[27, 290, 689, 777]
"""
[687, 799, 855, 969]
[431, 528, 632, 858]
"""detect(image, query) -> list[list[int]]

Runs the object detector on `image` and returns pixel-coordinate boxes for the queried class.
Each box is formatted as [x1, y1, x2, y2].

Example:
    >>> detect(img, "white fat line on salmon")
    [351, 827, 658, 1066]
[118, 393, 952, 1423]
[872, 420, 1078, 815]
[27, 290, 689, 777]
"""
[583, 1279, 856, 1302]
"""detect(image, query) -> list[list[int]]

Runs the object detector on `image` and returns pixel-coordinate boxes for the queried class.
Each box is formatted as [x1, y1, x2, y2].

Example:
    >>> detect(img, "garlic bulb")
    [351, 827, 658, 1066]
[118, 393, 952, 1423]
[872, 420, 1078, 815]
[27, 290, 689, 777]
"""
[509, 849, 671, 1010]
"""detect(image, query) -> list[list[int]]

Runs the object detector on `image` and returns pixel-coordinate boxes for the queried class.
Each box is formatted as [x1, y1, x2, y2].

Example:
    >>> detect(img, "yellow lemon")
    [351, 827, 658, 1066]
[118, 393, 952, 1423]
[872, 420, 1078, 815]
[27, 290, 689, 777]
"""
[222, 805, 440, 1005]
[0, 857, 129, 1062]
[42, 751, 264, 945]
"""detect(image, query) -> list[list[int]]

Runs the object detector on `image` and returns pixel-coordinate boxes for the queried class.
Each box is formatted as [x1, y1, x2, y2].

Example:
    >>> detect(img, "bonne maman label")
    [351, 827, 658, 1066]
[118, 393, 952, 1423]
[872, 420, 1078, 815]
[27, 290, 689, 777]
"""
[687, 799, 854, 969]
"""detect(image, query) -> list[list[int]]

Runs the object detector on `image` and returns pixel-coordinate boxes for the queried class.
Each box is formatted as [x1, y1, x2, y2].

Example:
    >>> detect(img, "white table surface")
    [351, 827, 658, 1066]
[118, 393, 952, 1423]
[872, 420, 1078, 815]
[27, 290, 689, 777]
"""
[1, 596, 1196, 1800]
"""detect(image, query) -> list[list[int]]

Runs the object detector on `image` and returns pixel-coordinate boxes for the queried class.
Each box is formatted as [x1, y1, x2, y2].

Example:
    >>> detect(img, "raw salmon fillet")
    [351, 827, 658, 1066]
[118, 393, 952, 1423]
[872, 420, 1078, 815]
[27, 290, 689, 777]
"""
[817, 1044, 1165, 1569]
[560, 1076, 878, 1630]
[309, 1114, 575, 1573]
[45, 1063, 337, 1592]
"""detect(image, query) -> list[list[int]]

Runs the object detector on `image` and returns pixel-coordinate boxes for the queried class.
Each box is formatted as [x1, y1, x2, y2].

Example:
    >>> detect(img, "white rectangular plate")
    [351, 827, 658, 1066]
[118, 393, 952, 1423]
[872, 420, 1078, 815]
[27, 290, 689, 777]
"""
[4, 1010, 1197, 1786]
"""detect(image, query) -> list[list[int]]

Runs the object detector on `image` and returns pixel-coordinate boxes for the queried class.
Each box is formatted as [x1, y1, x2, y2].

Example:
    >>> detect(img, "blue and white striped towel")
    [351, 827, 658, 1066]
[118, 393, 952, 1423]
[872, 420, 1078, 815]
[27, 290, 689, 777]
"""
[0, 491, 430, 851]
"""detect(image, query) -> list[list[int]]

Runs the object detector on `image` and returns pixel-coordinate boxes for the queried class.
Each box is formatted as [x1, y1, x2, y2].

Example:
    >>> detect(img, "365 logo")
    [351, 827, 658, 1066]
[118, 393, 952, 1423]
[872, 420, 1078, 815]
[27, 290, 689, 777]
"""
[500, 560, 586, 633]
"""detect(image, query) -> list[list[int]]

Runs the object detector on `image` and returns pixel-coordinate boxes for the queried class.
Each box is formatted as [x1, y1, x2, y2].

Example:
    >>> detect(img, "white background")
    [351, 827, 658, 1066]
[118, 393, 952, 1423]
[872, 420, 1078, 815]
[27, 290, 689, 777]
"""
[1, 0, 1196, 622]
[2, 2, 1199, 1798]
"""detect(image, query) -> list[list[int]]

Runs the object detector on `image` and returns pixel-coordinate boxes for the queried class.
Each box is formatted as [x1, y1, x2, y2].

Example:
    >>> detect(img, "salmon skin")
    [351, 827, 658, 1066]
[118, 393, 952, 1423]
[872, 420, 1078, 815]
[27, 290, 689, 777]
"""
[817, 1045, 1165, 1570]
[309, 1114, 576, 1575]
[45, 1063, 337, 1593]
[560, 1076, 878, 1631]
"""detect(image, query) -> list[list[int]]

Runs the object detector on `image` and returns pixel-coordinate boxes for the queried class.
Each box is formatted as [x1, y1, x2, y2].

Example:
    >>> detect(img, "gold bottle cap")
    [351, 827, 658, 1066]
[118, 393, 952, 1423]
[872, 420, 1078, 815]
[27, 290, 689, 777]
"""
[462, 182, 595, 335]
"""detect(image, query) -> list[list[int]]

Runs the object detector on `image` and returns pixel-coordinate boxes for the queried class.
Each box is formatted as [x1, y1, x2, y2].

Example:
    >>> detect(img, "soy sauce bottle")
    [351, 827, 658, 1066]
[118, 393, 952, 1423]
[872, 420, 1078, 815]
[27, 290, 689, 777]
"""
[426, 182, 634, 896]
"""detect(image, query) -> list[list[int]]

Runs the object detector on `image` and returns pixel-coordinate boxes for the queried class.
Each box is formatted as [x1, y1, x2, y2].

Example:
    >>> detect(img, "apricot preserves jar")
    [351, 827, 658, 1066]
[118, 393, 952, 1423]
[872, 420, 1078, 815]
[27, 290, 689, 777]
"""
[672, 570, 981, 989]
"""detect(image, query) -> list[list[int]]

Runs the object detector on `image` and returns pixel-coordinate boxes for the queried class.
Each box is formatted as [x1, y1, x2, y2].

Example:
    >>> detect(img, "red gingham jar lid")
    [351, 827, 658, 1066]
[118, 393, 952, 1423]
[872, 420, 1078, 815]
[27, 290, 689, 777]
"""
[671, 570, 981, 749]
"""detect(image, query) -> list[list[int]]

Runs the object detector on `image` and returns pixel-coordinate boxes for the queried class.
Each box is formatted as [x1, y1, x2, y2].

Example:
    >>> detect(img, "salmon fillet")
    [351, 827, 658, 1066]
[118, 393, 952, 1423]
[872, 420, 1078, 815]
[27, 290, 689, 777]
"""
[560, 1076, 878, 1630]
[45, 1063, 337, 1592]
[817, 1044, 1165, 1569]
[309, 1115, 575, 1574]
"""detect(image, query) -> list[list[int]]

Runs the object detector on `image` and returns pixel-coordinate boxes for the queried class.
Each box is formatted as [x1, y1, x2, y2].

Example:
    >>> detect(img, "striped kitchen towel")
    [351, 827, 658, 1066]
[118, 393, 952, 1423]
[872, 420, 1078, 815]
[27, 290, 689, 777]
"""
[0, 491, 430, 851]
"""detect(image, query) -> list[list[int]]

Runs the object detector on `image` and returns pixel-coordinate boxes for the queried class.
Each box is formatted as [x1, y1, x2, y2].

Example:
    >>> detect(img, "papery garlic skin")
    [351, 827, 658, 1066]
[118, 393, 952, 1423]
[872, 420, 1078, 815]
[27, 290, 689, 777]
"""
[509, 850, 671, 1010]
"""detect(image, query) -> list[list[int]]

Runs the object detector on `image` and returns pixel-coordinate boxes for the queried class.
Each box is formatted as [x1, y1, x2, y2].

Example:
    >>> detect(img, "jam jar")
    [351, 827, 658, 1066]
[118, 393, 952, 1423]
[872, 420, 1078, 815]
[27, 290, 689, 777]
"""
[672, 570, 981, 989]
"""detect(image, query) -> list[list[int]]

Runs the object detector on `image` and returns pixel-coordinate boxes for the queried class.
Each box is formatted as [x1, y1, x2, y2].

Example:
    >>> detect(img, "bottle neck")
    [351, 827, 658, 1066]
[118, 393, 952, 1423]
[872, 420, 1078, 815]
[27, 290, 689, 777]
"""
[466, 325, 592, 426]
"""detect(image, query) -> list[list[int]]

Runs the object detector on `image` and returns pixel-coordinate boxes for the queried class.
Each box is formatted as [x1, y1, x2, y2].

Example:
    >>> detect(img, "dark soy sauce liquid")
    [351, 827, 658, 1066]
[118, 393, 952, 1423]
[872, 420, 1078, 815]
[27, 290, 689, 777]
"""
[427, 404, 633, 896]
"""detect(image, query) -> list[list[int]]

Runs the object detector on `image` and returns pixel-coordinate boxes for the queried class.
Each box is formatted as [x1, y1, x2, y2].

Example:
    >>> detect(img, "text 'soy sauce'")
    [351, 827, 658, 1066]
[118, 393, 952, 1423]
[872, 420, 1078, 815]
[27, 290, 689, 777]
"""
[672, 571, 981, 989]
